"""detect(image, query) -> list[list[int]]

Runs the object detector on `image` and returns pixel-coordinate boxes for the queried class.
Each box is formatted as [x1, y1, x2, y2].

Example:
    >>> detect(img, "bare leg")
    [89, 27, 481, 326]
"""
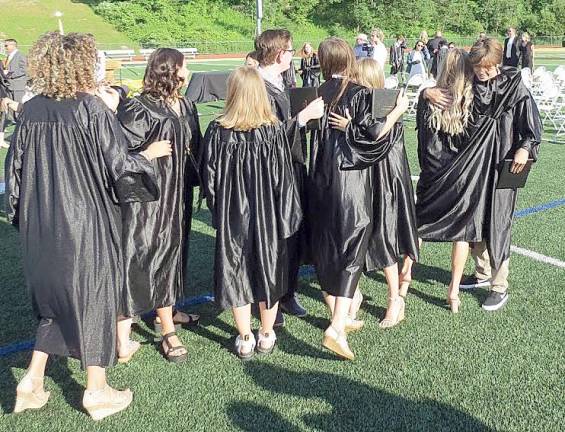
[18, 351, 49, 392]
[116, 317, 133, 356]
[322, 291, 336, 316]
[448, 241, 469, 312]
[258, 301, 278, 334]
[322, 295, 355, 360]
[156, 306, 187, 357]
[232, 304, 252, 338]
[330, 296, 352, 333]
[86, 366, 107, 391]
[379, 263, 406, 328]
[83, 366, 133, 420]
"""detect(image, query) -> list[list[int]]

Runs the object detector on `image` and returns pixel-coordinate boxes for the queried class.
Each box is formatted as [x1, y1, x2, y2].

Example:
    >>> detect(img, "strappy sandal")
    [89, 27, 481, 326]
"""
[256, 329, 277, 355]
[160, 332, 188, 363]
[154, 311, 200, 334]
[379, 297, 406, 329]
[235, 333, 256, 361]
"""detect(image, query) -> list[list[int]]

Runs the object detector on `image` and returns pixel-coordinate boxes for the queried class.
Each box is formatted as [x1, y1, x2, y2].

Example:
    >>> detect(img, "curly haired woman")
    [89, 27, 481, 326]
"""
[6, 32, 171, 419]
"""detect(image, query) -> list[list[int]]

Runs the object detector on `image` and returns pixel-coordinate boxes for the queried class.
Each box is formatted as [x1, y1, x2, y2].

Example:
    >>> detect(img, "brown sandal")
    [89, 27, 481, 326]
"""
[160, 332, 188, 363]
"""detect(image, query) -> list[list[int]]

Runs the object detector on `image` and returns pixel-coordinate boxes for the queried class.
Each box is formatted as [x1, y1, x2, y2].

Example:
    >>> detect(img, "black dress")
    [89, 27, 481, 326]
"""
[308, 79, 400, 298]
[202, 121, 303, 309]
[300, 55, 321, 88]
[264, 81, 306, 300]
[5, 94, 158, 368]
[0, 67, 12, 131]
[416, 68, 542, 269]
[116, 94, 202, 317]
[520, 42, 533, 69]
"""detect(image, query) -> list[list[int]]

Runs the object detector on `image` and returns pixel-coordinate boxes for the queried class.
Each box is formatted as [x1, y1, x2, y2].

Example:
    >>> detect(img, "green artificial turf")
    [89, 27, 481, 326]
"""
[0, 61, 564, 432]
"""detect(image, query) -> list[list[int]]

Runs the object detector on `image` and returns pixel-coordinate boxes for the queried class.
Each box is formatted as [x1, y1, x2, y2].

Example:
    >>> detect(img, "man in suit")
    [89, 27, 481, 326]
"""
[427, 31, 447, 77]
[503, 28, 521, 67]
[4, 39, 27, 103]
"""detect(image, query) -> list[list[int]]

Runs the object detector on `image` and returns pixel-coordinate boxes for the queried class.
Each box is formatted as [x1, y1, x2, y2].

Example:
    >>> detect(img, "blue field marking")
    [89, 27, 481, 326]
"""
[514, 198, 565, 218]
[0, 339, 34, 357]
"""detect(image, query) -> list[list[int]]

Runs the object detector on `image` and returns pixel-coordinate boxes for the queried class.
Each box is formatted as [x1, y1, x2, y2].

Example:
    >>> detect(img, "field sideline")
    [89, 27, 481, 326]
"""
[0, 58, 563, 431]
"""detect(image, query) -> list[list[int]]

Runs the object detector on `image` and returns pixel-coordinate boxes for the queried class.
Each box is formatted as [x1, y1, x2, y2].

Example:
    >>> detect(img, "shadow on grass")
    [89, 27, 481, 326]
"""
[0, 355, 84, 415]
[230, 362, 494, 432]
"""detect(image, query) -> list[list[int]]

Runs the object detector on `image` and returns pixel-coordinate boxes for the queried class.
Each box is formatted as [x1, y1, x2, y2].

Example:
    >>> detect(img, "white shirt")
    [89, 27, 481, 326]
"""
[506, 36, 515, 58]
[258, 66, 284, 92]
[371, 42, 387, 70]
[7, 49, 18, 64]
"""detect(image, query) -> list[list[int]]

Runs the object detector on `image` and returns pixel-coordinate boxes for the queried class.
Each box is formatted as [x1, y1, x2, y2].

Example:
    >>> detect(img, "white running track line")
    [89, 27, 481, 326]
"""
[411, 175, 420, 181]
[510, 245, 565, 269]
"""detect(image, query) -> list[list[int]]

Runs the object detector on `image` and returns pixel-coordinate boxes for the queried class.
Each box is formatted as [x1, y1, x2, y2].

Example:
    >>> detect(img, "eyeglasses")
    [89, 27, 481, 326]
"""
[417, 44, 424, 48]
[283, 49, 296, 55]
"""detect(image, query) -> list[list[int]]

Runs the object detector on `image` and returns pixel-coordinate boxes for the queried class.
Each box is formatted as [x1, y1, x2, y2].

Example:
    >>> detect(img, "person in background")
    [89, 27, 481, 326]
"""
[520, 32, 534, 70]
[407, 40, 428, 79]
[435, 40, 449, 78]
[503, 27, 521, 67]
[282, 58, 298, 89]
[6, 31, 171, 420]
[201, 66, 323, 359]
[245, 50, 260, 68]
[0, 65, 11, 148]
[354, 33, 369, 59]
[419, 31, 432, 71]
[427, 31, 447, 77]
[3, 39, 27, 105]
[478, 32, 487, 42]
[370, 28, 388, 71]
[298, 42, 321, 87]
[389, 35, 406, 81]
[95, 50, 107, 83]
[448, 42, 456, 50]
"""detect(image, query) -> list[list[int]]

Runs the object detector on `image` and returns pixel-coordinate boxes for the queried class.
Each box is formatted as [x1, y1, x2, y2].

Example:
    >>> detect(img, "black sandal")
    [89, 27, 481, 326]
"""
[160, 332, 188, 363]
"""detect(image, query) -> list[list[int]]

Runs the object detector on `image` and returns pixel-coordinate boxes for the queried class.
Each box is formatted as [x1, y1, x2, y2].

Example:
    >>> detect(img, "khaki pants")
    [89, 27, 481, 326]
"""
[470, 241, 509, 293]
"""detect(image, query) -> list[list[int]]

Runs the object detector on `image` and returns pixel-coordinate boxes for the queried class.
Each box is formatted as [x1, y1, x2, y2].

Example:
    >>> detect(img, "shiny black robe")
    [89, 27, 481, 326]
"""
[0, 67, 11, 131]
[117, 95, 202, 316]
[5, 94, 157, 368]
[202, 121, 302, 309]
[264, 81, 306, 300]
[367, 123, 419, 270]
[308, 79, 400, 298]
[416, 67, 542, 269]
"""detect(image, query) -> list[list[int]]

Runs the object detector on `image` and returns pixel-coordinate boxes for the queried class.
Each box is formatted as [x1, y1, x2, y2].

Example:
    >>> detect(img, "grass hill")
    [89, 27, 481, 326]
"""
[0, 0, 135, 49]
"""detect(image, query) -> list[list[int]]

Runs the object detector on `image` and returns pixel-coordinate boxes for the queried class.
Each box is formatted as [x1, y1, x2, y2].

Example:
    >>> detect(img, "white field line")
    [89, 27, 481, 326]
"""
[510, 245, 565, 269]
[411, 175, 420, 181]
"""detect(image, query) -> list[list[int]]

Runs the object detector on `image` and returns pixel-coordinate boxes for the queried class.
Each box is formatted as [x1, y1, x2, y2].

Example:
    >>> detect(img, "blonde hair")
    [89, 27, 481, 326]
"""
[28, 32, 97, 100]
[428, 49, 474, 136]
[371, 28, 384, 42]
[356, 58, 384, 89]
[217, 67, 278, 131]
[419, 31, 429, 44]
[299, 42, 314, 59]
[522, 32, 530, 42]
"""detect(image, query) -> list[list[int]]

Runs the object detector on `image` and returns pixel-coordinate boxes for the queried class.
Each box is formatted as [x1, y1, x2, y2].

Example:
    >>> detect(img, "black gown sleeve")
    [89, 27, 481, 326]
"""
[92, 107, 159, 203]
[512, 92, 542, 161]
[340, 89, 398, 170]
[4, 121, 27, 228]
[116, 97, 156, 150]
[202, 122, 219, 228]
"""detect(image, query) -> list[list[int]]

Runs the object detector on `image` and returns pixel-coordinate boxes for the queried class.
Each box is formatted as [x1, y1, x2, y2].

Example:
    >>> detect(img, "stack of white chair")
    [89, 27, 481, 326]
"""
[531, 66, 565, 140]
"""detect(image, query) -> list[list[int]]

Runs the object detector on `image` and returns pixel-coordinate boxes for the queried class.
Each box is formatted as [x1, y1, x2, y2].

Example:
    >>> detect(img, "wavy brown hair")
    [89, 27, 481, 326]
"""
[142, 48, 186, 102]
[28, 32, 97, 100]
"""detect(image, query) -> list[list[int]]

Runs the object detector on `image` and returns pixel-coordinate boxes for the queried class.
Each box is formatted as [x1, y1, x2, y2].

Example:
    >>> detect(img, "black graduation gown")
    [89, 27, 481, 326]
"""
[5, 94, 158, 368]
[300, 55, 321, 88]
[367, 122, 419, 270]
[116, 94, 202, 316]
[308, 79, 400, 298]
[416, 67, 542, 269]
[264, 81, 306, 298]
[202, 121, 303, 309]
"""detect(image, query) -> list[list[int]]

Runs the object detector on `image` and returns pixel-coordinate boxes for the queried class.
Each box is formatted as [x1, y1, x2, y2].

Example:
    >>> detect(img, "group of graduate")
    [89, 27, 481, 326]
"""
[5, 28, 541, 420]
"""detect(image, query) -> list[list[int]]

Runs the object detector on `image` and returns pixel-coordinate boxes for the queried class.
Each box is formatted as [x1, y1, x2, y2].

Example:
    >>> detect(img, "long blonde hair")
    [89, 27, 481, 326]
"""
[217, 66, 278, 131]
[428, 49, 474, 135]
[419, 31, 429, 45]
[356, 58, 384, 89]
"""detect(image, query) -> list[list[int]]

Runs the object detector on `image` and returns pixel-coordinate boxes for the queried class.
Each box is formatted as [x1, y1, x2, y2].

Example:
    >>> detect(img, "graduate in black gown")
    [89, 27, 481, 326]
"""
[5, 32, 171, 419]
[413, 49, 477, 313]
[201, 66, 323, 359]
[255, 29, 309, 323]
[354, 57, 419, 327]
[116, 48, 202, 363]
[298, 43, 321, 88]
[418, 39, 542, 312]
[308, 38, 409, 360]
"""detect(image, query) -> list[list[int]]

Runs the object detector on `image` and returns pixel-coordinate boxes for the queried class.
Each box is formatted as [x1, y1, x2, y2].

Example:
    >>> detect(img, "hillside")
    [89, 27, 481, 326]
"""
[0, 0, 135, 49]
